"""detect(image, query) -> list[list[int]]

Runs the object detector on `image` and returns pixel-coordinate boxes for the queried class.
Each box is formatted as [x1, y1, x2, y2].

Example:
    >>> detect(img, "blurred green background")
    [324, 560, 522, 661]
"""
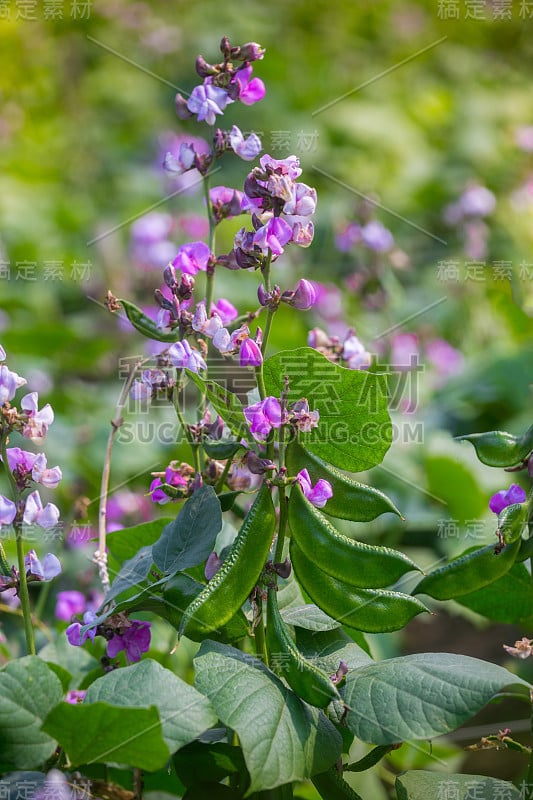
[1, 0, 533, 790]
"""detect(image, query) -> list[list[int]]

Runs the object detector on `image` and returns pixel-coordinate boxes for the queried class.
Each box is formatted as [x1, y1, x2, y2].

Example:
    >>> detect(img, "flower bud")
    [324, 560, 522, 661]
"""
[284, 279, 316, 310]
[239, 42, 266, 62]
[220, 36, 231, 58]
[195, 55, 217, 78]
[175, 93, 194, 120]
[273, 558, 291, 579]
[163, 264, 178, 290]
[257, 284, 269, 306]
[246, 451, 275, 475]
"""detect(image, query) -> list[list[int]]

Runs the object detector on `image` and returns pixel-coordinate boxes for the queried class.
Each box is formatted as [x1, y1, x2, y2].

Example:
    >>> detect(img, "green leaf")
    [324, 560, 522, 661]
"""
[281, 604, 342, 632]
[107, 519, 172, 564]
[286, 440, 402, 521]
[203, 440, 244, 460]
[43, 701, 169, 769]
[0, 657, 63, 769]
[395, 770, 521, 800]
[173, 741, 249, 790]
[194, 640, 342, 795]
[456, 424, 533, 468]
[456, 560, 533, 623]
[343, 653, 530, 744]
[312, 767, 363, 800]
[152, 486, 222, 574]
[39, 636, 99, 689]
[85, 659, 217, 754]
[294, 628, 373, 675]
[413, 539, 520, 600]
[425, 454, 485, 523]
[105, 545, 154, 603]
[183, 785, 244, 800]
[119, 298, 180, 342]
[264, 348, 391, 472]
[186, 371, 249, 439]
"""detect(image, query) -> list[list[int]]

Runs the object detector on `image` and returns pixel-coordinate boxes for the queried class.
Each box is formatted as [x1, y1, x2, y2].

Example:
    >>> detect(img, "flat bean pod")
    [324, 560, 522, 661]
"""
[413, 538, 521, 601]
[288, 484, 420, 589]
[290, 539, 428, 633]
[456, 426, 533, 468]
[286, 440, 402, 522]
[180, 484, 276, 640]
[120, 298, 180, 343]
[266, 587, 341, 708]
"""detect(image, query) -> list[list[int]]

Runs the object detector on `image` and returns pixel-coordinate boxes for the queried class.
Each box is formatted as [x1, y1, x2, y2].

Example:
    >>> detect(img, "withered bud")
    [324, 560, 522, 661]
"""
[175, 93, 193, 120]
[273, 558, 291, 579]
[195, 55, 218, 78]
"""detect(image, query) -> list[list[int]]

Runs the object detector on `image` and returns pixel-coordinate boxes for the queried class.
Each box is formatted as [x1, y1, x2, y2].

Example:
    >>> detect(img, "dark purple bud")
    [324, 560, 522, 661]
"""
[207, 460, 218, 480]
[239, 42, 266, 62]
[216, 251, 241, 270]
[235, 247, 261, 270]
[177, 274, 195, 299]
[206, 415, 225, 440]
[244, 173, 268, 199]
[175, 93, 194, 120]
[330, 660, 349, 685]
[191, 473, 203, 492]
[291, 279, 317, 310]
[220, 36, 231, 58]
[196, 55, 217, 78]
[154, 289, 174, 312]
[205, 552, 223, 581]
[246, 450, 276, 475]
[163, 264, 178, 290]
[273, 558, 291, 579]
[258, 284, 269, 306]
[528, 456, 533, 479]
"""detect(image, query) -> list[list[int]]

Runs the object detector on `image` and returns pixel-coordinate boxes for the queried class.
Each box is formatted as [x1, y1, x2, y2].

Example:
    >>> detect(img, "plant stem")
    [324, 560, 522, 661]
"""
[97, 357, 143, 593]
[215, 457, 232, 493]
[15, 527, 36, 654]
[203, 174, 216, 318]
[273, 486, 288, 566]
[253, 599, 268, 666]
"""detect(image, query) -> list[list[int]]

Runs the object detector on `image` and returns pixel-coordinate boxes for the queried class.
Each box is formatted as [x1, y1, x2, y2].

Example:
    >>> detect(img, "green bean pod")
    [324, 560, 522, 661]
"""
[413, 538, 521, 601]
[179, 484, 276, 640]
[288, 484, 420, 589]
[498, 503, 527, 545]
[290, 540, 428, 633]
[286, 440, 402, 522]
[266, 587, 341, 708]
[120, 298, 180, 343]
[456, 425, 533, 468]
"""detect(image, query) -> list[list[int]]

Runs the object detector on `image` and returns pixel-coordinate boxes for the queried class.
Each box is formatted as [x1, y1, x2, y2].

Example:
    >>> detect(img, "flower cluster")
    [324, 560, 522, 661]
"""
[308, 328, 372, 370]
[67, 611, 151, 664]
[220, 155, 317, 269]
[297, 469, 333, 508]
[0, 345, 62, 589]
[150, 460, 195, 504]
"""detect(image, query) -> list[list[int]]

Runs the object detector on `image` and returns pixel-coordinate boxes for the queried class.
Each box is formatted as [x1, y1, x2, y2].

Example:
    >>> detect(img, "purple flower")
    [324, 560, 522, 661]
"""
[244, 396, 282, 441]
[163, 142, 197, 175]
[289, 399, 320, 432]
[233, 64, 266, 105]
[192, 302, 223, 338]
[425, 338, 464, 378]
[342, 333, 372, 370]
[390, 333, 419, 371]
[289, 220, 314, 248]
[0, 344, 5, 360]
[34, 770, 72, 800]
[172, 241, 211, 275]
[285, 279, 317, 310]
[297, 469, 333, 508]
[260, 154, 302, 180]
[66, 611, 98, 646]
[253, 217, 293, 255]
[283, 183, 317, 216]
[489, 484, 527, 515]
[212, 327, 232, 355]
[228, 125, 262, 161]
[187, 83, 233, 125]
[459, 184, 496, 217]
[0, 364, 26, 404]
[66, 689, 86, 704]
[25, 550, 62, 581]
[0, 495, 16, 527]
[31, 453, 62, 489]
[149, 467, 188, 504]
[131, 212, 174, 244]
[239, 338, 263, 367]
[209, 186, 244, 220]
[335, 222, 362, 252]
[23, 490, 60, 530]
[205, 552, 223, 580]
[55, 590, 86, 622]
[361, 221, 394, 252]
[168, 340, 207, 373]
[212, 298, 238, 325]
[239, 42, 265, 62]
[107, 619, 151, 662]
[20, 392, 54, 442]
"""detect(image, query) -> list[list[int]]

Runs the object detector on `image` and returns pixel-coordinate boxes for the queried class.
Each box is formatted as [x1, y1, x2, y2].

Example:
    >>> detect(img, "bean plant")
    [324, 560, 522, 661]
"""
[0, 36, 532, 800]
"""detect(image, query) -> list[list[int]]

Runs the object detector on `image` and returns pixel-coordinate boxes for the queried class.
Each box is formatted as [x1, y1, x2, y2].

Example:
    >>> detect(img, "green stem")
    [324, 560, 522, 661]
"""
[253, 599, 268, 666]
[203, 174, 217, 318]
[15, 527, 36, 655]
[215, 457, 232, 493]
[173, 376, 200, 471]
[274, 486, 288, 566]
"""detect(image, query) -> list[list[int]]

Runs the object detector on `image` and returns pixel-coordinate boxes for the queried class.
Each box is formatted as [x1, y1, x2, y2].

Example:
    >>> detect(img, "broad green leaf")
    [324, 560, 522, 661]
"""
[456, 424, 533, 468]
[281, 604, 341, 632]
[264, 348, 391, 472]
[312, 767, 363, 800]
[105, 545, 154, 603]
[194, 641, 342, 795]
[107, 519, 172, 564]
[43, 701, 169, 769]
[425, 454, 485, 523]
[203, 440, 244, 460]
[294, 628, 373, 674]
[152, 486, 222, 574]
[182, 785, 244, 799]
[186, 371, 249, 439]
[343, 653, 530, 744]
[39, 636, 99, 689]
[286, 440, 402, 521]
[456, 560, 533, 623]
[413, 539, 520, 600]
[85, 659, 217, 754]
[173, 741, 249, 790]
[395, 770, 521, 800]
[0, 657, 63, 770]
